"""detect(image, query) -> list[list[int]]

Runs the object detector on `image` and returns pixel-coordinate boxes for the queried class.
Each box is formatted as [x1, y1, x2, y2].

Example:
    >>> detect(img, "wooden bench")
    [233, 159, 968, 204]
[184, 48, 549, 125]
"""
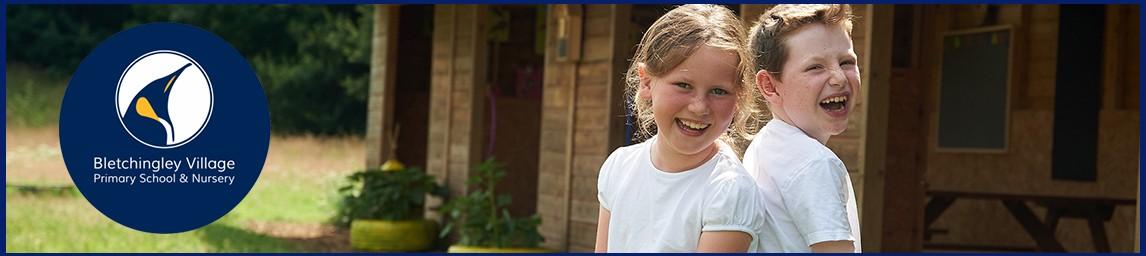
[923, 190, 1136, 252]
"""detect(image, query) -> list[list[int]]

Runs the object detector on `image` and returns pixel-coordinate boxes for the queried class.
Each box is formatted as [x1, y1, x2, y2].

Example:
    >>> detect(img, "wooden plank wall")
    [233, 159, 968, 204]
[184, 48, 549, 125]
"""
[536, 4, 630, 252]
[426, 5, 489, 219]
[740, 4, 773, 29]
[920, 5, 1139, 252]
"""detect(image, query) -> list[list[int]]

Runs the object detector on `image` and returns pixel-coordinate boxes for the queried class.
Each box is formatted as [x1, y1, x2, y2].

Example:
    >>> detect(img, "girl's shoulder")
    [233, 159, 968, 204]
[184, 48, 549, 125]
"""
[706, 146, 757, 188]
[599, 138, 652, 178]
[710, 140, 747, 171]
[605, 137, 655, 163]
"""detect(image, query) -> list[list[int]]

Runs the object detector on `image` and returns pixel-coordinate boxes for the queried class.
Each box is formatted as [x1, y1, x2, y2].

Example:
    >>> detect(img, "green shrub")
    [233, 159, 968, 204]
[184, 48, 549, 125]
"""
[333, 167, 446, 226]
[439, 159, 543, 248]
[5, 66, 67, 127]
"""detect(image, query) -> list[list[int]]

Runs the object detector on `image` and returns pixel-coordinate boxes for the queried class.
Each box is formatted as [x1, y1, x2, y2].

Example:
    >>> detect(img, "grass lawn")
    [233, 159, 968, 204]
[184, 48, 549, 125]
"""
[6, 193, 297, 252]
[6, 65, 366, 252]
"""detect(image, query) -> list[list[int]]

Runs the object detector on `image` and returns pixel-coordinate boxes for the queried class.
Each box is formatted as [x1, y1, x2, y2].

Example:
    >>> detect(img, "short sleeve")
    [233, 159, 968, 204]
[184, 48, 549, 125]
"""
[597, 149, 620, 211]
[782, 158, 854, 246]
[701, 170, 767, 245]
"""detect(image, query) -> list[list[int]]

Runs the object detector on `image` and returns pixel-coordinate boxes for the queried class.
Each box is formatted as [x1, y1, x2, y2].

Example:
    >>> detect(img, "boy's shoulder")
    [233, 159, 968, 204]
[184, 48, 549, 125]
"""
[752, 121, 838, 160]
[746, 120, 846, 178]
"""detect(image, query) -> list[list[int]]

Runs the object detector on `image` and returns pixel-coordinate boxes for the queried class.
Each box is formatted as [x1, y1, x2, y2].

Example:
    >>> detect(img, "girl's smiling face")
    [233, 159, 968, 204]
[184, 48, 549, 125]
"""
[639, 45, 740, 170]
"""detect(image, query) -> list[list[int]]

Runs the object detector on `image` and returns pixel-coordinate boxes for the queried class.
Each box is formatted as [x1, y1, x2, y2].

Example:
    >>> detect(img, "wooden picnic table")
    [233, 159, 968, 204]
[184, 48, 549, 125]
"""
[923, 190, 1136, 252]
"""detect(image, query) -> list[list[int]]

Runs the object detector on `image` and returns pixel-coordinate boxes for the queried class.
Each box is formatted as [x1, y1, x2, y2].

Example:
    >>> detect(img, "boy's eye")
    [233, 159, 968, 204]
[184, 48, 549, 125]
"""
[841, 60, 857, 66]
[805, 64, 824, 72]
[674, 82, 691, 89]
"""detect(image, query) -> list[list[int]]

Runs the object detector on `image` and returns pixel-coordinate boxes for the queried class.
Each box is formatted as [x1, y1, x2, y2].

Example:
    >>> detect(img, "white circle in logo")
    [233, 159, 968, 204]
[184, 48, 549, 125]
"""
[116, 50, 213, 149]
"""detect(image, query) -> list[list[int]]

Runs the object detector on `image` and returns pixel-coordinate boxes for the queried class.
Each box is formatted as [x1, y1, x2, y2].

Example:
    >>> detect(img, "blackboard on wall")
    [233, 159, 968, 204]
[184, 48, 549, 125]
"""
[936, 26, 1012, 152]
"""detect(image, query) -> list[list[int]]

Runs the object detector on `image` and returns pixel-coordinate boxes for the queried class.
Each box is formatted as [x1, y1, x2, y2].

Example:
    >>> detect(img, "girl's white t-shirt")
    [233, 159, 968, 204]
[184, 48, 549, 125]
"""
[597, 135, 767, 252]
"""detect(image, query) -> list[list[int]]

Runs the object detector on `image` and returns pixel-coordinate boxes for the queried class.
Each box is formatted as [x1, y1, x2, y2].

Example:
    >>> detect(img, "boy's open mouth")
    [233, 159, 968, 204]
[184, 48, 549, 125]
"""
[675, 118, 710, 135]
[819, 95, 848, 112]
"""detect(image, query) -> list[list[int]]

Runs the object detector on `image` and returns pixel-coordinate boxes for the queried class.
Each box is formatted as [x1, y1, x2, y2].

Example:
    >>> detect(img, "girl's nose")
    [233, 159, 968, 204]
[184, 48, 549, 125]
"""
[688, 96, 710, 116]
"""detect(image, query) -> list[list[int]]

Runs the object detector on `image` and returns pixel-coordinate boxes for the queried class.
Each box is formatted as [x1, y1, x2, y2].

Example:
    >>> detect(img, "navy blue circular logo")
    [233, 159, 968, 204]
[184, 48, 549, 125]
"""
[60, 23, 269, 233]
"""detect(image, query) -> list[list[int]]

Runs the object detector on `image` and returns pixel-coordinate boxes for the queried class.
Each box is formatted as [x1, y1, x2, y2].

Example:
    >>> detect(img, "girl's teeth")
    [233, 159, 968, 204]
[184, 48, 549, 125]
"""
[679, 119, 709, 130]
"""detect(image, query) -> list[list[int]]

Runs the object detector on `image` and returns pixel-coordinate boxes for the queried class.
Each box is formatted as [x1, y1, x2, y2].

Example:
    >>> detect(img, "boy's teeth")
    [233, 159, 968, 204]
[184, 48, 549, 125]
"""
[820, 96, 847, 104]
[679, 119, 709, 130]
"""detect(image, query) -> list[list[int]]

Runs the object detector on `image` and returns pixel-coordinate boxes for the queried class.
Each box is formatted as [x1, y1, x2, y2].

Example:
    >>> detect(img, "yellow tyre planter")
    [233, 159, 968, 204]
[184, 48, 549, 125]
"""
[350, 219, 435, 252]
[447, 245, 553, 253]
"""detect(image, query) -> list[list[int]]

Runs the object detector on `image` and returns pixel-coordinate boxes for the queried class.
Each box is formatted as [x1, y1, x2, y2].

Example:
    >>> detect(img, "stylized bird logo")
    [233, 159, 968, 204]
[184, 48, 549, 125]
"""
[122, 63, 193, 146]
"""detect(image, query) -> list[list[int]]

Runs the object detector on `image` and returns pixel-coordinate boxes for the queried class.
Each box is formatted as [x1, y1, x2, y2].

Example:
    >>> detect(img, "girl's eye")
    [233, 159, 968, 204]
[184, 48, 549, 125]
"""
[674, 82, 691, 89]
[711, 88, 729, 96]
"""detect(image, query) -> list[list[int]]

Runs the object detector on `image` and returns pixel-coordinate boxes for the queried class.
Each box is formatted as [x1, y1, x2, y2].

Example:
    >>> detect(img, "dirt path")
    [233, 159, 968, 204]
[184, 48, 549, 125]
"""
[243, 220, 352, 252]
[5, 126, 69, 185]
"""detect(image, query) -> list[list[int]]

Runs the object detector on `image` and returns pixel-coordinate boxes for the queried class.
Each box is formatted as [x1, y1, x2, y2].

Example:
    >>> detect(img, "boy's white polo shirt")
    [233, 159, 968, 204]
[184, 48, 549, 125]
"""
[743, 118, 861, 252]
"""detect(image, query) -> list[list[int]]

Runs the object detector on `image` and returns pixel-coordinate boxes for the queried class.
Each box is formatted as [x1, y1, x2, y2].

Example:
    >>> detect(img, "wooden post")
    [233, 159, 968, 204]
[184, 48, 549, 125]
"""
[366, 5, 400, 169]
[858, 4, 893, 252]
[1102, 5, 1125, 110]
[605, 5, 632, 162]
[538, 5, 574, 250]
[426, 4, 455, 221]
[425, 4, 489, 220]
[561, 5, 581, 251]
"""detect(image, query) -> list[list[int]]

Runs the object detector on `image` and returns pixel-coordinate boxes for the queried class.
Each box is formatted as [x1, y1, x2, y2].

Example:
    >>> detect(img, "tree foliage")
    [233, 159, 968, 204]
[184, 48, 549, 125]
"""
[7, 5, 374, 134]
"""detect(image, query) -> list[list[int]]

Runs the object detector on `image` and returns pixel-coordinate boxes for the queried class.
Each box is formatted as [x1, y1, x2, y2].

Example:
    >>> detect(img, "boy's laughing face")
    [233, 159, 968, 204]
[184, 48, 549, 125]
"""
[760, 23, 860, 143]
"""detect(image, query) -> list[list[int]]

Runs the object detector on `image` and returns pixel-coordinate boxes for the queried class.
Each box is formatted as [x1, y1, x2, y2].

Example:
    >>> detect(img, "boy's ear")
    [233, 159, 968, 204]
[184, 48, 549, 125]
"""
[637, 63, 652, 99]
[755, 69, 781, 105]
